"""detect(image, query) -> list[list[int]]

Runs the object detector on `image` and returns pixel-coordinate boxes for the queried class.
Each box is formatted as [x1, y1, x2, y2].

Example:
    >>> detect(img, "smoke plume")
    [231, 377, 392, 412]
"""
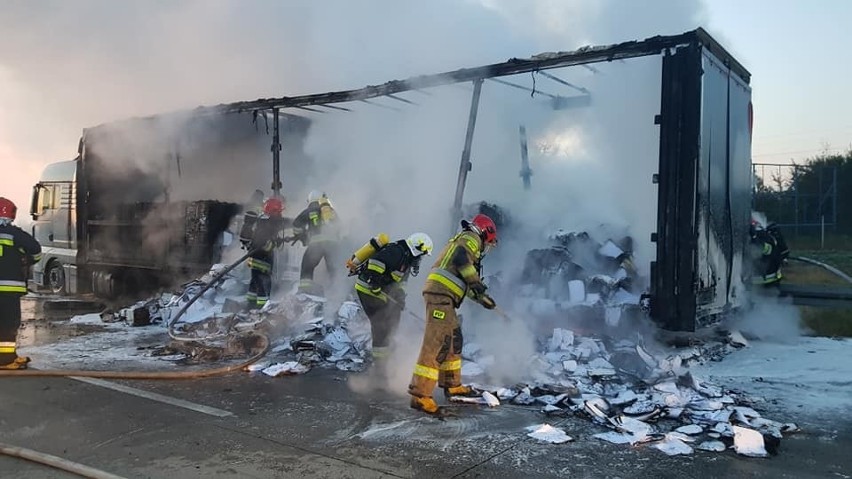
[1, 0, 709, 389]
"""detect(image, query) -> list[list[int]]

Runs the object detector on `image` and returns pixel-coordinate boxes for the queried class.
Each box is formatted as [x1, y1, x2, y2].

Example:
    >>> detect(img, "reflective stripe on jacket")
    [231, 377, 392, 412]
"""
[0, 225, 41, 293]
[355, 241, 413, 302]
[293, 202, 339, 245]
[422, 231, 483, 305]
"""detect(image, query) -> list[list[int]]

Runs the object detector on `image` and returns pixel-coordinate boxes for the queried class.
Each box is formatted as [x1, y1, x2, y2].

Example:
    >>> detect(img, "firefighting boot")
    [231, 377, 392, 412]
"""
[443, 385, 478, 399]
[0, 356, 30, 370]
[409, 396, 440, 415]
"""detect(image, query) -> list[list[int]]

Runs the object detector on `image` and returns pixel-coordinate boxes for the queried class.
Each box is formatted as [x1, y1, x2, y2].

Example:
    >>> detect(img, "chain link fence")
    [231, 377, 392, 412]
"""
[752, 163, 837, 239]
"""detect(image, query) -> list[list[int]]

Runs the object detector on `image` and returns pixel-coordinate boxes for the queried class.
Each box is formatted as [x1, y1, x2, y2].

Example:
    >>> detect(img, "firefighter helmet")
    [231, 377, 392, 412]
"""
[0, 197, 16, 221]
[749, 217, 763, 237]
[465, 214, 497, 244]
[263, 197, 285, 217]
[307, 190, 323, 203]
[406, 232, 434, 257]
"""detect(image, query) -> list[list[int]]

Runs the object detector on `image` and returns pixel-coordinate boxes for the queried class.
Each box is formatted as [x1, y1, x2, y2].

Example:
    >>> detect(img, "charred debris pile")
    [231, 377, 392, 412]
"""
[88, 200, 796, 458]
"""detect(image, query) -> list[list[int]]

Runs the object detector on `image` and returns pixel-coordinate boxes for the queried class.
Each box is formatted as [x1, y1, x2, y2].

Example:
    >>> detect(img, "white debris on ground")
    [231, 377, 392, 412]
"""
[453, 324, 803, 458]
[68, 313, 106, 325]
[448, 391, 501, 408]
[20, 316, 172, 370]
[526, 424, 574, 444]
[652, 433, 694, 456]
[732, 425, 768, 458]
[26, 262, 376, 371]
[31, 258, 841, 461]
[261, 361, 311, 377]
[510, 230, 643, 326]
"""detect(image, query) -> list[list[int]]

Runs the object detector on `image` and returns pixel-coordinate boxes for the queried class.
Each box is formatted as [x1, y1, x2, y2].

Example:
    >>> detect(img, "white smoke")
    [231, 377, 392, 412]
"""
[1, 0, 709, 391]
[734, 293, 804, 343]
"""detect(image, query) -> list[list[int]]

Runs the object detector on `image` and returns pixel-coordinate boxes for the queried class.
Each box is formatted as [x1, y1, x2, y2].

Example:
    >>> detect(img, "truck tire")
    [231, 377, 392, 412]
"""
[46, 260, 66, 295]
[92, 270, 118, 299]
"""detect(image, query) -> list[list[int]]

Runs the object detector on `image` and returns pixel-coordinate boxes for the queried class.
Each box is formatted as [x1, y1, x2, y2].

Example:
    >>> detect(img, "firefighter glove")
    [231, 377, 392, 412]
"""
[469, 282, 487, 296]
[345, 258, 358, 274]
[478, 294, 496, 310]
[389, 286, 406, 305]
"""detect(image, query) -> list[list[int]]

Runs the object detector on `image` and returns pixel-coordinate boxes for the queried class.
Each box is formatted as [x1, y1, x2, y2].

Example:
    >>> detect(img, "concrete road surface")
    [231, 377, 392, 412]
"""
[1, 369, 851, 478]
[1, 296, 850, 478]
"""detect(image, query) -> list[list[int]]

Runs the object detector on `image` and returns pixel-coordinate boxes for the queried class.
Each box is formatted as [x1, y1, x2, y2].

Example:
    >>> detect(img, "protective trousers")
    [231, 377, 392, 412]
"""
[247, 251, 274, 309]
[300, 241, 337, 280]
[408, 293, 463, 398]
[357, 291, 402, 351]
[0, 294, 22, 364]
[299, 241, 338, 294]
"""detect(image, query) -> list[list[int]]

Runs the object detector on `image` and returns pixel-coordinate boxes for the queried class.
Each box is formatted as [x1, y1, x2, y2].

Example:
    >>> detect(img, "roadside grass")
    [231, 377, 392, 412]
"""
[778, 249, 852, 337]
[787, 233, 852, 275]
[783, 261, 849, 286]
[787, 234, 852, 252]
[794, 250, 852, 277]
[801, 307, 852, 337]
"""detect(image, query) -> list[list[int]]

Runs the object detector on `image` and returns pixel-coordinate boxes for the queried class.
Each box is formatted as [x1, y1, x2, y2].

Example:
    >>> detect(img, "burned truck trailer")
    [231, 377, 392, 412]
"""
[31, 111, 311, 296]
[31, 28, 750, 330]
[192, 28, 749, 332]
[651, 33, 753, 331]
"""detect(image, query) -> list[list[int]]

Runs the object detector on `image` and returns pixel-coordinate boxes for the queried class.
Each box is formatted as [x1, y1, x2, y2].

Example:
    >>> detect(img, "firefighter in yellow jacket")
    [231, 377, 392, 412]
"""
[348, 232, 434, 363]
[409, 214, 498, 414]
[292, 191, 340, 295]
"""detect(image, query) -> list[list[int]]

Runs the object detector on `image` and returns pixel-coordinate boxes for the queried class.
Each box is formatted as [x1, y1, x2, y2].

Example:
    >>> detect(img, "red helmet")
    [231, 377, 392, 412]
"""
[0, 197, 16, 220]
[263, 197, 284, 217]
[464, 213, 497, 246]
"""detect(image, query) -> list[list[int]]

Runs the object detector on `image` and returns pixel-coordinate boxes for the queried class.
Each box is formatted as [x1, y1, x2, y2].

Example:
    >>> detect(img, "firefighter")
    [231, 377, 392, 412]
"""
[241, 197, 289, 309]
[408, 214, 498, 415]
[239, 189, 266, 235]
[292, 191, 340, 295]
[750, 219, 783, 286]
[0, 197, 41, 369]
[766, 222, 790, 262]
[347, 232, 434, 363]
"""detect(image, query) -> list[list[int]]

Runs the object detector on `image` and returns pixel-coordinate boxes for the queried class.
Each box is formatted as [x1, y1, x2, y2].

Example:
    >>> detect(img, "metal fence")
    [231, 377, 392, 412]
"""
[752, 163, 837, 237]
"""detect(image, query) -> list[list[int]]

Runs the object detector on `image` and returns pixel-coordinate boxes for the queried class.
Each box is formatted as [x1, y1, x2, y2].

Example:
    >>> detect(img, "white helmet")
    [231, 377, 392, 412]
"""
[307, 190, 323, 203]
[406, 232, 434, 257]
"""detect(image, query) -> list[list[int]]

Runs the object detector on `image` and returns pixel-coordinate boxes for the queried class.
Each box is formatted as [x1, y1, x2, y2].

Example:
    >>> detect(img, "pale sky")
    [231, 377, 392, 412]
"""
[1, 0, 850, 217]
[705, 0, 852, 164]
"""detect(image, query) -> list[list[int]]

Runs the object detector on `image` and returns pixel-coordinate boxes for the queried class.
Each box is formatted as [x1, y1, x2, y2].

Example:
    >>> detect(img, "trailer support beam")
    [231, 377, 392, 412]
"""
[519, 125, 532, 190]
[451, 79, 483, 231]
[271, 108, 282, 196]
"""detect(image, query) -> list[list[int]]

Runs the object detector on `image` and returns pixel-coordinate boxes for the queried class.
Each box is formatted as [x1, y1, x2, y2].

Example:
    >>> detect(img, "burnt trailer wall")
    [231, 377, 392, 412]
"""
[651, 40, 752, 331]
[76, 111, 311, 294]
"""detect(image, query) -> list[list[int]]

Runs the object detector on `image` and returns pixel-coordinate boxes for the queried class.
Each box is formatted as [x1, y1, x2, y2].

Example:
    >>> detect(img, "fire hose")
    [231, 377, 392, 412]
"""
[0, 442, 127, 479]
[167, 249, 254, 342]
[790, 256, 852, 285]
[0, 249, 270, 378]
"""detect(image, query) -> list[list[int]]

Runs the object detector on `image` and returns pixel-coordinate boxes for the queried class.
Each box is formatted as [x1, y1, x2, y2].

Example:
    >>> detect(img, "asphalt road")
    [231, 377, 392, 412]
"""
[1, 297, 850, 478]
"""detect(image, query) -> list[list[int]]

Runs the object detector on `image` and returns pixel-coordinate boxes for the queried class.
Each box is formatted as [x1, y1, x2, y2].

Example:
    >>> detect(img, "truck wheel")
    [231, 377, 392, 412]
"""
[46, 261, 66, 295]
